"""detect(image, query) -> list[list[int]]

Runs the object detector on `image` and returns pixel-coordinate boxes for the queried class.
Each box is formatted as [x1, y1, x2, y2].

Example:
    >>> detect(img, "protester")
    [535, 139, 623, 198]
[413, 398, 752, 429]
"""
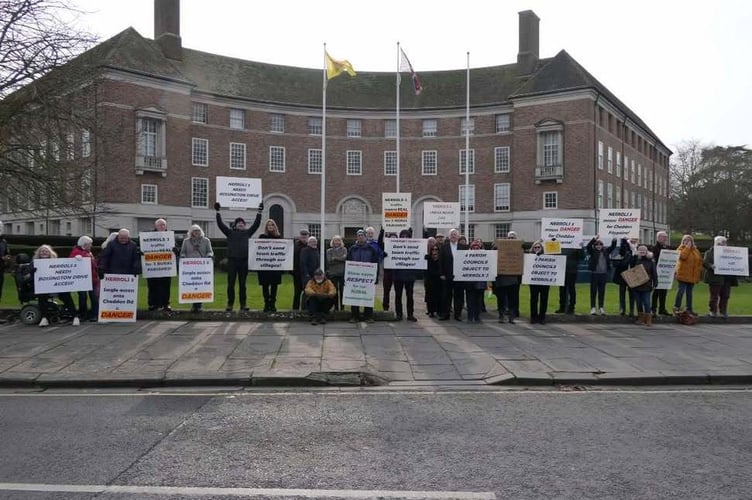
[649, 231, 673, 316]
[304, 269, 336, 325]
[300, 236, 321, 294]
[555, 246, 581, 314]
[179, 224, 214, 312]
[347, 229, 379, 323]
[528, 240, 550, 325]
[257, 219, 283, 312]
[392, 229, 417, 322]
[673, 234, 703, 315]
[493, 231, 522, 324]
[69, 236, 99, 324]
[381, 232, 396, 312]
[439, 228, 468, 321]
[424, 241, 442, 318]
[586, 236, 614, 315]
[325, 235, 347, 311]
[33, 244, 76, 327]
[98, 228, 141, 276]
[464, 239, 487, 323]
[628, 244, 658, 326]
[214, 201, 263, 312]
[613, 237, 636, 317]
[146, 218, 173, 312]
[703, 235, 737, 319]
[291, 228, 310, 310]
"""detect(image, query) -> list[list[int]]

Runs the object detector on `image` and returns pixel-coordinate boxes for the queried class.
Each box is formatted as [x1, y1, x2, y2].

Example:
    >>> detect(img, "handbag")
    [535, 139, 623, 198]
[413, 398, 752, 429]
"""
[620, 264, 649, 288]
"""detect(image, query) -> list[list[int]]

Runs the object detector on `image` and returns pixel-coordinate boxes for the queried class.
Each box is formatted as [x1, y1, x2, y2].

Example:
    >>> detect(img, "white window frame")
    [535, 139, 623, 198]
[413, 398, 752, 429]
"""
[494, 223, 511, 239]
[81, 129, 91, 158]
[346, 120, 362, 138]
[308, 149, 322, 174]
[461, 118, 475, 136]
[494, 146, 510, 173]
[607, 146, 613, 174]
[631, 160, 636, 184]
[141, 184, 157, 204]
[615, 186, 622, 208]
[229, 108, 245, 130]
[346, 150, 362, 175]
[607, 182, 613, 208]
[229, 142, 246, 170]
[308, 117, 322, 136]
[384, 120, 397, 138]
[459, 184, 475, 212]
[538, 129, 562, 167]
[191, 138, 208, 167]
[422, 119, 437, 137]
[66, 132, 75, 160]
[422, 150, 437, 175]
[598, 141, 604, 170]
[543, 191, 558, 209]
[191, 177, 209, 208]
[270, 113, 285, 133]
[459, 149, 475, 175]
[597, 180, 604, 208]
[495, 114, 511, 133]
[192, 103, 208, 124]
[616, 151, 622, 178]
[494, 183, 510, 212]
[269, 146, 285, 172]
[638, 163, 642, 186]
[384, 151, 397, 176]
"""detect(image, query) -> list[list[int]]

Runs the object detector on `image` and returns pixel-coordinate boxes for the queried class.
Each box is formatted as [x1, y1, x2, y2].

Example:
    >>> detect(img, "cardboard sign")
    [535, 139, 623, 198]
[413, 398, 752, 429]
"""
[496, 239, 524, 275]
[656, 249, 679, 290]
[423, 202, 461, 229]
[98, 274, 138, 323]
[33, 258, 93, 294]
[522, 254, 566, 286]
[621, 264, 650, 288]
[138, 230, 175, 252]
[453, 250, 497, 281]
[540, 218, 584, 249]
[141, 252, 177, 278]
[544, 240, 562, 255]
[249, 239, 293, 271]
[382, 192, 411, 233]
[216, 176, 262, 209]
[714, 246, 750, 276]
[342, 261, 378, 307]
[598, 209, 641, 239]
[178, 258, 214, 303]
[384, 238, 428, 270]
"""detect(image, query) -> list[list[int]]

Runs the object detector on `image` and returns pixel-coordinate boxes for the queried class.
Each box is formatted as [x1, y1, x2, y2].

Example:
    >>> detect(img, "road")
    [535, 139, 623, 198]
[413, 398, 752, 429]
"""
[0, 387, 750, 499]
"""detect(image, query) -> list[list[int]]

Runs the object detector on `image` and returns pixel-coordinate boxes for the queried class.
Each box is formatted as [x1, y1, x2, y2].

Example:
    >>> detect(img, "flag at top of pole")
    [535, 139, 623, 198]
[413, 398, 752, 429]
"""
[325, 52, 356, 80]
[399, 48, 423, 95]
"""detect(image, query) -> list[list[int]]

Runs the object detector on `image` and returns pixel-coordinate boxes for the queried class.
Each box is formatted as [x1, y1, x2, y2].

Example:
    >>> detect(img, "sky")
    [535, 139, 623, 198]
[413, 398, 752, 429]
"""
[67, 0, 752, 152]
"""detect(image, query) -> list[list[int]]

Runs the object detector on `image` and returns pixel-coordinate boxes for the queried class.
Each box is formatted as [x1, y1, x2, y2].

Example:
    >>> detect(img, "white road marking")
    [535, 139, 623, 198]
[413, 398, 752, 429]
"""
[0, 482, 496, 499]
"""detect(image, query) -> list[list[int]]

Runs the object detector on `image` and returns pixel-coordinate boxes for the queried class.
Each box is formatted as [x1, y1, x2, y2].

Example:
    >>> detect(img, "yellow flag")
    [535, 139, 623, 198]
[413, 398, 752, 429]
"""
[325, 51, 356, 80]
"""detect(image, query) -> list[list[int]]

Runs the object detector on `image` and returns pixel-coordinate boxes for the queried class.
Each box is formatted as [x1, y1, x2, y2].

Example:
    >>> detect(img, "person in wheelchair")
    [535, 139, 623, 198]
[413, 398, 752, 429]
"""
[30, 245, 76, 327]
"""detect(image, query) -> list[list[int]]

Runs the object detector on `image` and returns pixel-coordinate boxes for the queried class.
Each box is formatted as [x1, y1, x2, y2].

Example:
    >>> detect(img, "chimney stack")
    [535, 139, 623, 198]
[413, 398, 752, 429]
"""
[154, 0, 182, 60]
[517, 10, 539, 75]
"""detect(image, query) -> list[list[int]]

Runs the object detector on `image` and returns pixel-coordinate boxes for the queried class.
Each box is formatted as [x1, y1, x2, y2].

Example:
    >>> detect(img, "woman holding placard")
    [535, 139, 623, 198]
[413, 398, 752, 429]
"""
[673, 234, 703, 315]
[627, 245, 657, 326]
[33, 245, 76, 327]
[257, 219, 283, 312]
[703, 236, 737, 319]
[326, 235, 347, 311]
[180, 225, 214, 313]
[528, 240, 550, 325]
[586, 236, 614, 315]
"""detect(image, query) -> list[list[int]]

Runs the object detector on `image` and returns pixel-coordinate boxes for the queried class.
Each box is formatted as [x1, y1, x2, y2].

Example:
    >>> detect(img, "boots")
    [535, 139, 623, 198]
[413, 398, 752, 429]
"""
[634, 312, 645, 325]
[644, 312, 653, 327]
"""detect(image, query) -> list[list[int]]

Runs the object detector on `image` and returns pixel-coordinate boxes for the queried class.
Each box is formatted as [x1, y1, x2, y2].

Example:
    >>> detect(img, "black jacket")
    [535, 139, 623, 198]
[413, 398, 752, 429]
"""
[439, 240, 469, 281]
[216, 212, 262, 260]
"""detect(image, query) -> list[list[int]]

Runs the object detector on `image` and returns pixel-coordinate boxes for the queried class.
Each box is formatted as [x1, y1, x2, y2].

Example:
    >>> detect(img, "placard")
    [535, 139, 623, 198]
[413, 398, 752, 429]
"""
[178, 258, 214, 304]
[141, 251, 177, 278]
[98, 274, 138, 322]
[216, 176, 262, 209]
[384, 238, 428, 270]
[423, 202, 461, 229]
[249, 239, 294, 271]
[342, 261, 378, 307]
[540, 218, 584, 249]
[621, 264, 650, 288]
[522, 254, 566, 286]
[33, 258, 93, 294]
[138, 230, 175, 252]
[655, 249, 679, 290]
[544, 240, 562, 255]
[453, 250, 497, 281]
[714, 245, 750, 276]
[496, 239, 524, 275]
[382, 192, 411, 233]
[598, 209, 641, 239]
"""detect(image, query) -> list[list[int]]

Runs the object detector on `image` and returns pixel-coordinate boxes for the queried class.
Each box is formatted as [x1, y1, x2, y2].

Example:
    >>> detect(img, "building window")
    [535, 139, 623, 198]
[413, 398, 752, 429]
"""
[598, 141, 604, 170]
[308, 223, 321, 240]
[459, 149, 475, 175]
[616, 151, 622, 178]
[81, 169, 92, 202]
[270, 113, 285, 133]
[459, 184, 475, 212]
[308, 149, 322, 174]
[631, 160, 636, 184]
[494, 146, 510, 173]
[638, 163, 642, 186]
[191, 177, 208, 208]
[631, 191, 636, 208]
[346, 120, 361, 138]
[81, 130, 91, 158]
[141, 184, 157, 204]
[422, 119, 437, 137]
[494, 223, 511, 239]
[607, 182, 613, 208]
[597, 180, 604, 208]
[50, 140, 60, 161]
[539, 130, 562, 167]
[269, 146, 285, 172]
[308, 117, 322, 136]
[607, 146, 613, 174]
[615, 187, 622, 208]
[230, 143, 246, 170]
[136, 110, 167, 173]
[230, 109, 245, 130]
[543, 191, 558, 209]
[494, 183, 510, 212]
[495, 114, 511, 133]
[384, 120, 397, 138]
[384, 151, 397, 176]
[461, 118, 474, 136]
[66, 132, 75, 160]
[422, 150, 437, 175]
[192, 103, 208, 124]
[466, 225, 476, 240]
[192, 138, 208, 166]
[346, 150, 362, 175]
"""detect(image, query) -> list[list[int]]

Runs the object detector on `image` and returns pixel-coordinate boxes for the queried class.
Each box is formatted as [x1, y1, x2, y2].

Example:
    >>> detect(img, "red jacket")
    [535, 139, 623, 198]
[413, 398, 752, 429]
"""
[69, 246, 100, 288]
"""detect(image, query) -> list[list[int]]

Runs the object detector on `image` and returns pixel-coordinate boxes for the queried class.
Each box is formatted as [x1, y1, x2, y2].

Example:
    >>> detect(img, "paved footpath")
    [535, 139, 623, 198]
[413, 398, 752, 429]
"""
[1, 311, 752, 389]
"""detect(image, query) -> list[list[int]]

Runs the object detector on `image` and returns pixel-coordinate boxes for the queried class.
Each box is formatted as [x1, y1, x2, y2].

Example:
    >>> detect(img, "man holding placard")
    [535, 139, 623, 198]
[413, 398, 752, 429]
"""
[703, 235, 741, 319]
[649, 231, 673, 316]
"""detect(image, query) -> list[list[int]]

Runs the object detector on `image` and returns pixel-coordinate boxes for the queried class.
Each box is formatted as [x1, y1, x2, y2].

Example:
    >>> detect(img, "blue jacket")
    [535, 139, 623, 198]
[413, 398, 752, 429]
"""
[99, 240, 141, 275]
[347, 242, 378, 264]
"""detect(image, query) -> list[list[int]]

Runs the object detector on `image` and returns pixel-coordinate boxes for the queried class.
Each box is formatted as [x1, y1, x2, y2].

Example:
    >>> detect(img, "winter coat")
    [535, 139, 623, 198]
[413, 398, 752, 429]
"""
[69, 245, 100, 288]
[439, 240, 469, 281]
[180, 235, 213, 259]
[675, 244, 703, 284]
[611, 239, 633, 285]
[299, 246, 321, 287]
[98, 240, 141, 275]
[256, 233, 283, 286]
[215, 212, 261, 260]
[627, 255, 657, 292]
[325, 246, 347, 278]
[585, 238, 614, 273]
[703, 247, 739, 287]
[347, 241, 379, 264]
[304, 278, 337, 298]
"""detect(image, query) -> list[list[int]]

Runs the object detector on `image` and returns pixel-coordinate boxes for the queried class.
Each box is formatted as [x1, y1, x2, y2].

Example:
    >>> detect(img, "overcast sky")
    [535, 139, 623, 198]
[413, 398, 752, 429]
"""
[68, 0, 752, 152]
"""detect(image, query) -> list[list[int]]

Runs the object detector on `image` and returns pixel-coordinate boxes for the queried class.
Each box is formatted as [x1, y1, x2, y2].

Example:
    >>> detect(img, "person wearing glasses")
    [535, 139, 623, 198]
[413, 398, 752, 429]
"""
[586, 235, 615, 315]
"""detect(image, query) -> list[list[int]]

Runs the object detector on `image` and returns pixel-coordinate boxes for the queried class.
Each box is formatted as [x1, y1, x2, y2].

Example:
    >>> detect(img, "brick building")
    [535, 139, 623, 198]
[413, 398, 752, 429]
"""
[0, 1, 670, 243]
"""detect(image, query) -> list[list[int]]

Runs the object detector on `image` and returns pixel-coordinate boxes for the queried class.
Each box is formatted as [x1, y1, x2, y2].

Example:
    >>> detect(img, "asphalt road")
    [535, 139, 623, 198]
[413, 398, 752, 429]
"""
[0, 388, 751, 499]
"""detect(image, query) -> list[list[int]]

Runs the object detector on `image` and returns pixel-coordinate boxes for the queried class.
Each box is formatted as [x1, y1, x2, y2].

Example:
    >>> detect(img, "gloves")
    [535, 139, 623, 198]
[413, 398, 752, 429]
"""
[214, 202, 221, 211]
[382, 252, 389, 258]
[75, 255, 83, 261]
[257, 202, 264, 213]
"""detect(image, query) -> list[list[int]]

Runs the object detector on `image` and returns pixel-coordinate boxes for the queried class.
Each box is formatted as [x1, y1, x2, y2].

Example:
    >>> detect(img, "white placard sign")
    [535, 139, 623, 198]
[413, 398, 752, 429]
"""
[141, 252, 177, 278]
[98, 274, 138, 323]
[216, 176, 262, 208]
[342, 261, 378, 307]
[655, 249, 679, 290]
[541, 218, 585, 249]
[249, 239, 294, 271]
[384, 238, 428, 270]
[522, 254, 567, 286]
[714, 245, 750, 276]
[138, 231, 175, 252]
[382, 192, 411, 233]
[453, 250, 498, 281]
[33, 258, 93, 294]
[598, 209, 641, 239]
[423, 202, 461, 229]
[178, 258, 214, 304]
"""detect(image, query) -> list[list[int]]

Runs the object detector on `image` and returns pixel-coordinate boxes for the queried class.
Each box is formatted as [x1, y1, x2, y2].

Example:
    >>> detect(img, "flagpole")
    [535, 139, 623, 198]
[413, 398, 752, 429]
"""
[464, 51, 470, 238]
[321, 43, 327, 266]
[396, 42, 401, 194]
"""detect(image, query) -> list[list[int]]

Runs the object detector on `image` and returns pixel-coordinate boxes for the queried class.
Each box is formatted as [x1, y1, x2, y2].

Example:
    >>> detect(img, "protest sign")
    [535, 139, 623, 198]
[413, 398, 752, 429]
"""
[342, 261, 378, 307]
[453, 250, 497, 281]
[423, 202, 461, 229]
[249, 239, 293, 271]
[216, 176, 262, 208]
[139, 230, 174, 252]
[714, 246, 750, 276]
[598, 209, 641, 239]
[544, 240, 562, 255]
[178, 258, 214, 304]
[98, 274, 138, 322]
[384, 238, 427, 270]
[521, 254, 566, 286]
[540, 218, 584, 249]
[655, 249, 679, 290]
[33, 258, 93, 294]
[139, 230, 177, 278]
[382, 192, 411, 233]
[496, 239, 524, 275]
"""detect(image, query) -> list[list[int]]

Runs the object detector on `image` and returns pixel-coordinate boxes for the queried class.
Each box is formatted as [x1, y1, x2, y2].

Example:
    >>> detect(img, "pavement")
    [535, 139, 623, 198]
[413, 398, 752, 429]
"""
[1, 284, 752, 389]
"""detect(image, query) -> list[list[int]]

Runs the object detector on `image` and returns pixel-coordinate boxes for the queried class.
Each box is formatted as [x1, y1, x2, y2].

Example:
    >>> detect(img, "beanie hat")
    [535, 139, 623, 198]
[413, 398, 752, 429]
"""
[234, 217, 245, 225]
[356, 229, 365, 236]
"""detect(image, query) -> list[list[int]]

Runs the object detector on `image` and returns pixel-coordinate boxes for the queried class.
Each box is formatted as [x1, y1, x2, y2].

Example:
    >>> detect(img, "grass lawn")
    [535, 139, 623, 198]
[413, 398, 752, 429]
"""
[1, 272, 751, 316]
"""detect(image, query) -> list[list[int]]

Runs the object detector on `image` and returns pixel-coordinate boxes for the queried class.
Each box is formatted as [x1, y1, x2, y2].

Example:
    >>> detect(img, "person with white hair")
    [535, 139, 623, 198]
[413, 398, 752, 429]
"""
[649, 231, 673, 316]
[98, 228, 141, 276]
[147, 218, 173, 312]
[703, 235, 737, 319]
[180, 224, 214, 312]
[69, 235, 99, 324]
